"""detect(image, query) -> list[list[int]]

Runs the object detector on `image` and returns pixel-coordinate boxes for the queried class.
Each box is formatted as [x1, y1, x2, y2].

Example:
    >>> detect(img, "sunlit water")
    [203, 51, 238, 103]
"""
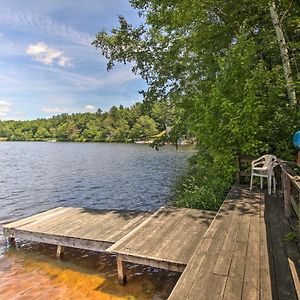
[0, 142, 193, 299]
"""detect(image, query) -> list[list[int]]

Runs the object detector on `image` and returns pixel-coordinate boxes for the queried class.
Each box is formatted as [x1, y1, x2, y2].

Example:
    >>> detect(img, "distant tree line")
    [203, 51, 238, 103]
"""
[0, 101, 179, 142]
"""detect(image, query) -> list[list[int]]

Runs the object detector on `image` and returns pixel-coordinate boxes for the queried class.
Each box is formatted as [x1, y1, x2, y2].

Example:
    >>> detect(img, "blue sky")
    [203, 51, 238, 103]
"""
[0, 0, 146, 120]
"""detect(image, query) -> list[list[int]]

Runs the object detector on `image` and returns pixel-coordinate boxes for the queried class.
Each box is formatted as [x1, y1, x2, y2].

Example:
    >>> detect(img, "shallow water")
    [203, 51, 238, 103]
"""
[0, 142, 192, 299]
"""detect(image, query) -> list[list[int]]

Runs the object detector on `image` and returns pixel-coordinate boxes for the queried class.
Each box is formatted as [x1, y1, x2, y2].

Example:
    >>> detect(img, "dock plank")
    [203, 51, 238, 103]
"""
[18, 209, 113, 240]
[166, 237, 212, 299]
[213, 214, 242, 276]
[130, 207, 186, 257]
[3, 208, 150, 251]
[168, 186, 300, 300]
[17, 207, 87, 233]
[139, 213, 186, 259]
[223, 241, 248, 300]
[2, 207, 67, 229]
[108, 207, 216, 269]
[259, 196, 274, 300]
[242, 220, 260, 299]
[168, 211, 214, 263]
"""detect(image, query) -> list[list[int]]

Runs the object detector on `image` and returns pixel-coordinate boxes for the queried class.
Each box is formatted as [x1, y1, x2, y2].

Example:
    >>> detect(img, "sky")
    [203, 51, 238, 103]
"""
[0, 0, 147, 120]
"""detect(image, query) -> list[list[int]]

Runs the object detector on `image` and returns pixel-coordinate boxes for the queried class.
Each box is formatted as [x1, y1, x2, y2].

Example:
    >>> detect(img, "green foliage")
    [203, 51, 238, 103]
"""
[283, 231, 298, 242]
[93, 0, 300, 210]
[173, 174, 223, 211]
[129, 115, 158, 140]
[0, 102, 178, 143]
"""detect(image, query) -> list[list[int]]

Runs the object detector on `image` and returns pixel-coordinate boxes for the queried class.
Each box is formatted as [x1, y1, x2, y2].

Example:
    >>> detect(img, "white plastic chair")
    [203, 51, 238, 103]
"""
[250, 155, 277, 195]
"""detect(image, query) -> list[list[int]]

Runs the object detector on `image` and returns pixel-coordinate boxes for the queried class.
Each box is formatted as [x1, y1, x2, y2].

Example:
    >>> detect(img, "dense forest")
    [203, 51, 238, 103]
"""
[0, 101, 181, 143]
[92, 0, 300, 210]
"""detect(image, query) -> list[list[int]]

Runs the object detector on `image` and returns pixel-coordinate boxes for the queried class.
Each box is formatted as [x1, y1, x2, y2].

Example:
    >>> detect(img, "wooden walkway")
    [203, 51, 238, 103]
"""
[2, 186, 299, 299]
[168, 187, 300, 300]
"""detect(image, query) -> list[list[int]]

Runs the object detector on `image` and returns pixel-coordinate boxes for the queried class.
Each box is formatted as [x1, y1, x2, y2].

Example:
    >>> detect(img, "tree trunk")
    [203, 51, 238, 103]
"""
[269, 2, 297, 105]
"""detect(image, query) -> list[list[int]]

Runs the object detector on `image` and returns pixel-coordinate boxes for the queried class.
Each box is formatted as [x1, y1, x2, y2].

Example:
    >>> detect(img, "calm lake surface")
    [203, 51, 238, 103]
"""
[0, 142, 193, 299]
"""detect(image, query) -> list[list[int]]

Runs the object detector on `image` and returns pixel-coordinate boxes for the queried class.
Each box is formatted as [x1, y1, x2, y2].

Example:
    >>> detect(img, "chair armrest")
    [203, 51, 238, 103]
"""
[252, 156, 263, 163]
[252, 157, 265, 167]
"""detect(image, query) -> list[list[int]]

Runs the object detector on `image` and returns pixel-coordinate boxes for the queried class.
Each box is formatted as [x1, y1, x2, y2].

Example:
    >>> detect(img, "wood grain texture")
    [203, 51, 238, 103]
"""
[2, 185, 299, 299]
[2, 207, 150, 252]
[108, 207, 216, 269]
[168, 186, 299, 300]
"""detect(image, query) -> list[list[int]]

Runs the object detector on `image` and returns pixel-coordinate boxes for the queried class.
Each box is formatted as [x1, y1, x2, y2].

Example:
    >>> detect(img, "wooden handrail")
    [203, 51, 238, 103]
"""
[279, 160, 300, 221]
[279, 160, 300, 241]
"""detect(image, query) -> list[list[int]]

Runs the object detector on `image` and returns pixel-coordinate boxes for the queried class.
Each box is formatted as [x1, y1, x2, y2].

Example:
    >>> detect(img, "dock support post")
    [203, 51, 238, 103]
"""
[117, 256, 127, 285]
[56, 244, 64, 258]
[8, 236, 16, 247]
[3, 229, 16, 247]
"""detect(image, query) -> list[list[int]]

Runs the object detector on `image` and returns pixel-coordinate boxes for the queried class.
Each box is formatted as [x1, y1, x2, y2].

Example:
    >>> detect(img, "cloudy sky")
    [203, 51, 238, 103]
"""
[0, 0, 146, 120]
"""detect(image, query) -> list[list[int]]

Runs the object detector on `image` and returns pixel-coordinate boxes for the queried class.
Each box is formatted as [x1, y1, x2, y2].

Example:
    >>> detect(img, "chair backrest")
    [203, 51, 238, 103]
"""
[263, 155, 277, 169]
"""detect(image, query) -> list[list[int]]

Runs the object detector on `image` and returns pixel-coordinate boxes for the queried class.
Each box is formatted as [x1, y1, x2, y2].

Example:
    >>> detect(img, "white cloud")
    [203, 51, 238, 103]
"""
[85, 105, 97, 112]
[0, 8, 93, 45]
[0, 100, 12, 116]
[58, 56, 72, 67]
[41, 107, 69, 113]
[26, 42, 72, 67]
[14, 111, 26, 116]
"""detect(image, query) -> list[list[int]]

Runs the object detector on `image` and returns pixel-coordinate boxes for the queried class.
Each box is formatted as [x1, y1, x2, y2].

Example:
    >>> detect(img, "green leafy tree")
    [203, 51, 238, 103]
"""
[130, 115, 158, 141]
[92, 0, 300, 209]
[111, 120, 130, 142]
[35, 127, 50, 140]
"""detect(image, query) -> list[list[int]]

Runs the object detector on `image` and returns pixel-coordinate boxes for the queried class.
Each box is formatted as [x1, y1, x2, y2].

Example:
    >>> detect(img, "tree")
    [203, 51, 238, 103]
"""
[111, 120, 130, 142]
[269, 2, 297, 105]
[35, 127, 50, 140]
[130, 115, 158, 141]
[96, 108, 103, 116]
[92, 0, 300, 209]
[109, 105, 120, 122]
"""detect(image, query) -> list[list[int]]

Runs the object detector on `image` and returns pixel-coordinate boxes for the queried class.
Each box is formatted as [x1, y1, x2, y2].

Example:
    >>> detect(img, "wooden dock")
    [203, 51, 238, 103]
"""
[168, 187, 300, 300]
[2, 207, 150, 253]
[108, 207, 216, 281]
[2, 186, 299, 299]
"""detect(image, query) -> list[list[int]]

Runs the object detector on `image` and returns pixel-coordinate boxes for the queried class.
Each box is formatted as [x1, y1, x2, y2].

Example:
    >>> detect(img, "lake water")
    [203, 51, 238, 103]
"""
[0, 142, 192, 299]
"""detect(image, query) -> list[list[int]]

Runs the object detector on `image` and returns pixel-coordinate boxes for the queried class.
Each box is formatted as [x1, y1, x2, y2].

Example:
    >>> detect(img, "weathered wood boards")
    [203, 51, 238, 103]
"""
[2, 207, 150, 252]
[2, 187, 299, 297]
[168, 186, 300, 300]
[265, 191, 300, 300]
[2, 205, 216, 285]
[108, 206, 216, 282]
